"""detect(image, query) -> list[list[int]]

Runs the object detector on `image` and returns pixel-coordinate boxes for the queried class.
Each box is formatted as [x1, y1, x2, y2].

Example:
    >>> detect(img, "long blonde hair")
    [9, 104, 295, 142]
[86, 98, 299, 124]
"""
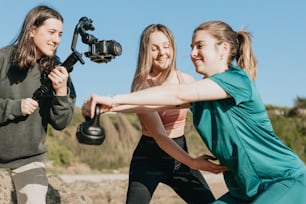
[131, 24, 177, 91]
[193, 21, 257, 80]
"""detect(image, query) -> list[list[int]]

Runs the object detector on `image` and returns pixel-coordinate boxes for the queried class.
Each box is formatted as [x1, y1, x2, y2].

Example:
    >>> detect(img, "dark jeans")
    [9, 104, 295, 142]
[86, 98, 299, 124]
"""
[126, 135, 215, 204]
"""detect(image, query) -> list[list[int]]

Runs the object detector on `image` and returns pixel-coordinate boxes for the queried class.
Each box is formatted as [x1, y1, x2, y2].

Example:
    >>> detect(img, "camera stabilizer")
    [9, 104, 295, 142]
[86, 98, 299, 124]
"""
[32, 17, 122, 145]
[76, 105, 106, 145]
[73, 17, 122, 64]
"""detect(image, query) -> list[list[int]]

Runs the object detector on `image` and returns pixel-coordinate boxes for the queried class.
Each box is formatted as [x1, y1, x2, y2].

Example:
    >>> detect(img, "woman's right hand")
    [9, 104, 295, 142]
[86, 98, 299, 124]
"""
[21, 98, 39, 116]
[82, 94, 113, 118]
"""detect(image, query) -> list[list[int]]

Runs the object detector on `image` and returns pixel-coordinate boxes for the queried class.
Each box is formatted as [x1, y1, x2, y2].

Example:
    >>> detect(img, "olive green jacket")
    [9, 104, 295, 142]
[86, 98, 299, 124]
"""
[0, 46, 76, 168]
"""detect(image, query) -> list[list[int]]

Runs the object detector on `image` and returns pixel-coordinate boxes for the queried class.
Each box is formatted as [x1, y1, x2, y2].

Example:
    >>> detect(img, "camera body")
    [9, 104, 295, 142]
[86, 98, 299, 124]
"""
[85, 40, 122, 63]
[76, 17, 122, 63]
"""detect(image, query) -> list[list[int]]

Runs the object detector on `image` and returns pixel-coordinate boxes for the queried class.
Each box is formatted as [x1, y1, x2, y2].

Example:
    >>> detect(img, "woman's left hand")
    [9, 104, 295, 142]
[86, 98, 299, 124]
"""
[191, 154, 229, 174]
[48, 66, 68, 96]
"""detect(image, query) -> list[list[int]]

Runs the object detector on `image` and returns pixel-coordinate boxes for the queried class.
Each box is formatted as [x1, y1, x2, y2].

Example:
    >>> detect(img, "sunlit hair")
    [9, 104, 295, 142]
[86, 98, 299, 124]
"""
[11, 5, 63, 70]
[131, 24, 177, 91]
[193, 21, 257, 80]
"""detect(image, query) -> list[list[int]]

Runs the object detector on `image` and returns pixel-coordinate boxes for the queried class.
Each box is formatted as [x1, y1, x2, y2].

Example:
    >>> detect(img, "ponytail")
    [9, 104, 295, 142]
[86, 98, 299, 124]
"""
[236, 30, 257, 80]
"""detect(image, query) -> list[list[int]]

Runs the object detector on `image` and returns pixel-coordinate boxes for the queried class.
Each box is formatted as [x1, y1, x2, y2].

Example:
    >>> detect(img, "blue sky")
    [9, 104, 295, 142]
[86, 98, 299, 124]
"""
[1, 0, 305, 107]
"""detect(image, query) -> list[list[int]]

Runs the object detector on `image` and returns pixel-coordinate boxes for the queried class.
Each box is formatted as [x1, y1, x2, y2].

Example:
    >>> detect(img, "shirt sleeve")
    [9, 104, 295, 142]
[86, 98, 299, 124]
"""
[209, 67, 252, 105]
[48, 76, 76, 130]
[0, 47, 24, 123]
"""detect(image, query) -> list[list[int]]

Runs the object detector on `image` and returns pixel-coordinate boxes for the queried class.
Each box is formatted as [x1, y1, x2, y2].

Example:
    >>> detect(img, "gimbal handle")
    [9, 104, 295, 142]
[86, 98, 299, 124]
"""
[76, 105, 106, 145]
[32, 50, 84, 100]
[61, 50, 85, 73]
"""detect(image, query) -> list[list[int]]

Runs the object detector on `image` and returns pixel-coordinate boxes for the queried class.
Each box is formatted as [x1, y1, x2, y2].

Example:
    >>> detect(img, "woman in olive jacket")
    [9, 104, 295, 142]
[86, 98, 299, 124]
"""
[0, 5, 75, 204]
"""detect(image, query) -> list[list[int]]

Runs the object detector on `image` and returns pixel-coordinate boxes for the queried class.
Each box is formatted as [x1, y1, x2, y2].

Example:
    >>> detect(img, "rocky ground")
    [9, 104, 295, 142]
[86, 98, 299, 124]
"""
[0, 169, 228, 204]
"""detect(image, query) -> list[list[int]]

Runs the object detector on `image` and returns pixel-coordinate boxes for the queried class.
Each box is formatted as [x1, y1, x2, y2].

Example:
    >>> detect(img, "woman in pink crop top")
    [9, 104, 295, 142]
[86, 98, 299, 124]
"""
[124, 24, 215, 203]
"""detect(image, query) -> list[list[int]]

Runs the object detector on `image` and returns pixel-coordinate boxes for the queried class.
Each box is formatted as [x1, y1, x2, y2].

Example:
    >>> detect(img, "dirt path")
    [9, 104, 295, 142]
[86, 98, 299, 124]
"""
[59, 172, 228, 201]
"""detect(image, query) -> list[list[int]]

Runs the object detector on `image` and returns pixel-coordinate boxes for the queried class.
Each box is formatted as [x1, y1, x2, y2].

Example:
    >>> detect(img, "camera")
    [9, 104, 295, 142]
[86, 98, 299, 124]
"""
[76, 17, 122, 63]
[85, 40, 122, 63]
[96, 40, 122, 56]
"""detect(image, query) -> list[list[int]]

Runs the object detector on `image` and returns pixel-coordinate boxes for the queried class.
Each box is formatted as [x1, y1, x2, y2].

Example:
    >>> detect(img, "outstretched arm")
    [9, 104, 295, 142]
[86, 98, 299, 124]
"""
[84, 78, 230, 117]
[110, 103, 191, 113]
[81, 100, 191, 117]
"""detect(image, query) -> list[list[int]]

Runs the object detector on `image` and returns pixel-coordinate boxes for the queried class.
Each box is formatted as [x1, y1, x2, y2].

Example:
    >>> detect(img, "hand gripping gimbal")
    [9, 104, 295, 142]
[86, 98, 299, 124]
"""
[33, 17, 122, 145]
[76, 105, 105, 145]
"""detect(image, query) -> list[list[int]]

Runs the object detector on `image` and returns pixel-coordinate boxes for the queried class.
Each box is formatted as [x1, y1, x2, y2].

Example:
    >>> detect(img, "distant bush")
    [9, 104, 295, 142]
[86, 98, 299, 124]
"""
[45, 134, 74, 166]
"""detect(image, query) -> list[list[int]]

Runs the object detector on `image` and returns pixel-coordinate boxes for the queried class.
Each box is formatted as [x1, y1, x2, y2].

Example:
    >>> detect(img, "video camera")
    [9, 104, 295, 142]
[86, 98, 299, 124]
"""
[74, 17, 122, 64]
[33, 16, 122, 100]
[32, 17, 122, 145]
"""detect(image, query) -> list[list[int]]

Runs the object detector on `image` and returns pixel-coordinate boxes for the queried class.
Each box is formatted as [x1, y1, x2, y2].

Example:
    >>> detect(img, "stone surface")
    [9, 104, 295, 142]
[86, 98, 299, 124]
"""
[0, 170, 228, 204]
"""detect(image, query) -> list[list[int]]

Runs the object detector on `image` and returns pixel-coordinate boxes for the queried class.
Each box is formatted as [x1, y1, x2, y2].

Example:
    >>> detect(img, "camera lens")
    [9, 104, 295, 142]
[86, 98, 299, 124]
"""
[95, 40, 122, 59]
[106, 40, 122, 56]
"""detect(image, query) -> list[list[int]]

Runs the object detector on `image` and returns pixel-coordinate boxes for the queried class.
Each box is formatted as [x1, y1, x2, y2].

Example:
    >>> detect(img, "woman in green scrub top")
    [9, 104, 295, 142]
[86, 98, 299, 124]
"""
[82, 20, 306, 203]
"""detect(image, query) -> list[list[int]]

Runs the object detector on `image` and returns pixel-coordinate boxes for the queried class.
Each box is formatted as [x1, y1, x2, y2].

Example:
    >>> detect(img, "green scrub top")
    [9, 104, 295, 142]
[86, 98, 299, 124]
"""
[192, 66, 305, 200]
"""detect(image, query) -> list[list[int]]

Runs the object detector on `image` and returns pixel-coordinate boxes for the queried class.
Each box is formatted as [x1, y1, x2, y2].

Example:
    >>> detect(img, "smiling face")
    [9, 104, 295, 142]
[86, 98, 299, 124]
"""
[30, 18, 63, 59]
[190, 30, 227, 76]
[150, 31, 173, 76]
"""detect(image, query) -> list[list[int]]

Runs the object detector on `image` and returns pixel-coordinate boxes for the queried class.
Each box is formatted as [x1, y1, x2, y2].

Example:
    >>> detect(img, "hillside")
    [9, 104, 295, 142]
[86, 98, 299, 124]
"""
[45, 108, 211, 173]
[45, 104, 306, 173]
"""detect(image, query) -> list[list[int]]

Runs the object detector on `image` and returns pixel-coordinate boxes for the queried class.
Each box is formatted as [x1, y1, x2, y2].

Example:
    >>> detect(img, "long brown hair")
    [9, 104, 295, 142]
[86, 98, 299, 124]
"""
[193, 21, 257, 80]
[131, 24, 177, 91]
[11, 5, 63, 71]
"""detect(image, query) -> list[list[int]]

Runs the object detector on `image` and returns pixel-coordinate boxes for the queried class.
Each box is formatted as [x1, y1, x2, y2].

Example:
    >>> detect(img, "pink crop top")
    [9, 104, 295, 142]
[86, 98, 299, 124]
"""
[141, 71, 188, 135]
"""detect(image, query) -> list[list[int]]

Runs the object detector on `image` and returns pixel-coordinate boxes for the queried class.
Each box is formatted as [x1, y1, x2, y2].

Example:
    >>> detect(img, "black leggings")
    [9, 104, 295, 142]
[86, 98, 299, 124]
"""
[126, 135, 215, 204]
